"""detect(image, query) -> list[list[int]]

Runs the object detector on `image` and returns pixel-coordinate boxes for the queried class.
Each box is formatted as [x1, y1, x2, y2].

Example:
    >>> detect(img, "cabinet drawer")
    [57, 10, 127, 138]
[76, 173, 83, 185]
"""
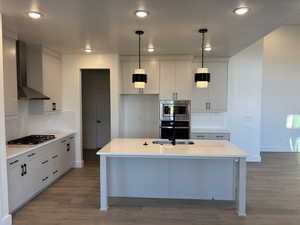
[191, 132, 230, 141]
[7, 156, 23, 169]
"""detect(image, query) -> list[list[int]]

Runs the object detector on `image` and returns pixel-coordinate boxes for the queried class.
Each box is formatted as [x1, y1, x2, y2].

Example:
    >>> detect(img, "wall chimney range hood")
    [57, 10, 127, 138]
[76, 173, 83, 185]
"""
[16, 40, 50, 100]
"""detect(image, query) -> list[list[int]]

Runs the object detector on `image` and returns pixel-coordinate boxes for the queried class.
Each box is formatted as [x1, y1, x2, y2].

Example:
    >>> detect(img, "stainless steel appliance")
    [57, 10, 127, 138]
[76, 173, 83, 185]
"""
[160, 100, 190, 121]
[7, 135, 56, 145]
[160, 100, 191, 139]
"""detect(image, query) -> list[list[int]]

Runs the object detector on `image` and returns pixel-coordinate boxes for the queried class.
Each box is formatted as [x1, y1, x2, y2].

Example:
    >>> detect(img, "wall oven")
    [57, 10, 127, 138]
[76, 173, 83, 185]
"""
[160, 100, 191, 139]
[160, 100, 190, 121]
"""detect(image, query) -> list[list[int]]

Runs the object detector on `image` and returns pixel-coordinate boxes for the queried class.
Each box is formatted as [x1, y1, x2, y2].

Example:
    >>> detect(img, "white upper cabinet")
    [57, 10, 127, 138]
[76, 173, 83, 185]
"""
[121, 59, 159, 94]
[42, 50, 62, 112]
[191, 60, 228, 112]
[3, 37, 18, 116]
[159, 61, 176, 99]
[175, 61, 192, 100]
[159, 60, 192, 100]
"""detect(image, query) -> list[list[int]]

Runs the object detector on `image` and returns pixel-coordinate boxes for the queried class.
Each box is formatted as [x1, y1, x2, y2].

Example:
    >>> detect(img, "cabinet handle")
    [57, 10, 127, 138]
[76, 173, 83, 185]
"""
[196, 135, 205, 138]
[52, 155, 58, 159]
[27, 152, 36, 158]
[53, 170, 58, 175]
[9, 159, 19, 165]
[41, 160, 49, 165]
[24, 164, 27, 175]
[216, 136, 224, 138]
[67, 148, 70, 152]
[42, 176, 49, 182]
[21, 164, 24, 176]
[206, 102, 211, 111]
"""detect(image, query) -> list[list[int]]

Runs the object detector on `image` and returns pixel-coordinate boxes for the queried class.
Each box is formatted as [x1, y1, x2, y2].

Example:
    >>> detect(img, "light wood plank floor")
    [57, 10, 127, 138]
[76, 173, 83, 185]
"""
[12, 151, 300, 225]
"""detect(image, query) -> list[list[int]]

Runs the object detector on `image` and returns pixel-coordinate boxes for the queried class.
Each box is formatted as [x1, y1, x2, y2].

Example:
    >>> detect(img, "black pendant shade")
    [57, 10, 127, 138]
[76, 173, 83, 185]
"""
[132, 73, 147, 83]
[195, 72, 210, 83]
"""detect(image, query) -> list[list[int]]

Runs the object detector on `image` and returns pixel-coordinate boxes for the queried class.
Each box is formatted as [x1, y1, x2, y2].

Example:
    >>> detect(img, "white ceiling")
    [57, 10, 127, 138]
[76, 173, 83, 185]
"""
[1, 0, 300, 57]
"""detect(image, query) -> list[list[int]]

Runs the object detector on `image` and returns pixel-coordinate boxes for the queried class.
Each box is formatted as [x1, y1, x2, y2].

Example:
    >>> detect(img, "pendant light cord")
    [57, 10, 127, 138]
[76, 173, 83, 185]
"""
[201, 31, 205, 68]
[138, 34, 141, 69]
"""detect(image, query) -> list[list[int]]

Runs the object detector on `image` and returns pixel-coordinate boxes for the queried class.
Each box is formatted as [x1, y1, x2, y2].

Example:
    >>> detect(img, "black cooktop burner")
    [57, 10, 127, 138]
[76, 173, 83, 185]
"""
[8, 135, 56, 145]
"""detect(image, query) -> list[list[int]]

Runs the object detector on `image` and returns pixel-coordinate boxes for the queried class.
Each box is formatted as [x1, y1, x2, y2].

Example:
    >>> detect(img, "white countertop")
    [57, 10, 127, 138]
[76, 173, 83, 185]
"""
[191, 127, 230, 133]
[6, 132, 76, 160]
[97, 138, 247, 158]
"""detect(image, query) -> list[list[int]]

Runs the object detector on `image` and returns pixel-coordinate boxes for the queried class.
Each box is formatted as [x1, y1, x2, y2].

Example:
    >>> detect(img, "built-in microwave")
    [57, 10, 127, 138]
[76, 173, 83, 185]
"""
[160, 100, 190, 121]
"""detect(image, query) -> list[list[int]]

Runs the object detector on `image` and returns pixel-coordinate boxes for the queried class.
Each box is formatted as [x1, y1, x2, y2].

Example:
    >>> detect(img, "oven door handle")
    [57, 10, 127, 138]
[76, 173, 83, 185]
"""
[160, 126, 190, 129]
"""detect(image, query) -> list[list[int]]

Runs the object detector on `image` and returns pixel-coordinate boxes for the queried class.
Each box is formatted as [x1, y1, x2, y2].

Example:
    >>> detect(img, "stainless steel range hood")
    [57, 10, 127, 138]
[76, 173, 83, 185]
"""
[16, 40, 50, 100]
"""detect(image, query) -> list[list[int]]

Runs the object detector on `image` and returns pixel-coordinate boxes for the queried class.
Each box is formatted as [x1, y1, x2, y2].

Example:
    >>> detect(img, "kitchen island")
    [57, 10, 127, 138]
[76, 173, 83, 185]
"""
[96, 139, 247, 216]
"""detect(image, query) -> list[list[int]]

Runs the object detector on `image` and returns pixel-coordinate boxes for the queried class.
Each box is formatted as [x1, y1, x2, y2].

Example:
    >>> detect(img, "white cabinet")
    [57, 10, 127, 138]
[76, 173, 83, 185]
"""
[7, 135, 75, 213]
[159, 61, 192, 100]
[191, 61, 228, 112]
[3, 37, 18, 116]
[121, 60, 159, 94]
[42, 51, 62, 112]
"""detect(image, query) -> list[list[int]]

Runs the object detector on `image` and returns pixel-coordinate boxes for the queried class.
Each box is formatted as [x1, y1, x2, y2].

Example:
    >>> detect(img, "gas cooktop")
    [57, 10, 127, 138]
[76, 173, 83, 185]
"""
[7, 135, 56, 145]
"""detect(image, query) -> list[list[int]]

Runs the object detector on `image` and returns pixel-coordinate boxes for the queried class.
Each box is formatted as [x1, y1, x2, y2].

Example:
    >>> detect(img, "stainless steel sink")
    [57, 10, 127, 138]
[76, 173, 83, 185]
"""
[152, 140, 194, 145]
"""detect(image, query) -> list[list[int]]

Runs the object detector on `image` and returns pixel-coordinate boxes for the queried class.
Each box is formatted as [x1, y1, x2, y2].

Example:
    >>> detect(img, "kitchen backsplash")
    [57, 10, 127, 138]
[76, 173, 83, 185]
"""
[5, 101, 75, 141]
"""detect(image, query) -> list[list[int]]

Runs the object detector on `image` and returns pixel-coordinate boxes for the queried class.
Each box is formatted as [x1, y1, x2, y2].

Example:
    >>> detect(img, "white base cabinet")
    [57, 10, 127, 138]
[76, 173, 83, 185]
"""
[7, 135, 75, 213]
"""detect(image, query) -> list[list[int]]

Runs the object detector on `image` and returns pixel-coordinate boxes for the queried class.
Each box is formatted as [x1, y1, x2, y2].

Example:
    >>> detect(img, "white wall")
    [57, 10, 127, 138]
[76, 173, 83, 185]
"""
[261, 25, 300, 152]
[120, 95, 159, 138]
[0, 14, 12, 225]
[227, 40, 263, 162]
[61, 54, 120, 166]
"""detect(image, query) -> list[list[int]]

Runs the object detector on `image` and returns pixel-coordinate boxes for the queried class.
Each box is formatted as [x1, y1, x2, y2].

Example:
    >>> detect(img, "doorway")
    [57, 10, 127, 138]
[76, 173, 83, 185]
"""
[81, 69, 111, 161]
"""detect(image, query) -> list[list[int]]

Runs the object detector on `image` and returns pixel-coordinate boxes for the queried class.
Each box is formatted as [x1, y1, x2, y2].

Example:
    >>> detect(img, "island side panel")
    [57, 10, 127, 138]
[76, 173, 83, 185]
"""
[108, 157, 235, 200]
[237, 157, 247, 216]
[100, 155, 108, 211]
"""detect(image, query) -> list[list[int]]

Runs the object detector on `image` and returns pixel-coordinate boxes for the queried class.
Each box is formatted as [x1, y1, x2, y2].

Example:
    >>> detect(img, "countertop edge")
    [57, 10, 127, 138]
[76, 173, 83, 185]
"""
[96, 152, 247, 158]
[6, 132, 76, 160]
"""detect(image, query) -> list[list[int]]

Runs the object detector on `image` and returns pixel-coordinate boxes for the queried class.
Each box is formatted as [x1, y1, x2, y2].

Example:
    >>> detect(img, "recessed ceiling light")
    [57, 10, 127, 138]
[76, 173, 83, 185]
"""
[28, 11, 42, 19]
[204, 46, 212, 52]
[85, 48, 92, 53]
[233, 7, 249, 15]
[148, 48, 155, 53]
[135, 10, 149, 18]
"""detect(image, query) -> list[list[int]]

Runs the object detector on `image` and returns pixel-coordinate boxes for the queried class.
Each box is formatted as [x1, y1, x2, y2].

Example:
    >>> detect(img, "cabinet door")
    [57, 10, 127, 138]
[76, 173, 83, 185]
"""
[159, 61, 176, 99]
[65, 137, 75, 170]
[207, 62, 228, 112]
[143, 60, 159, 94]
[23, 154, 42, 197]
[121, 61, 139, 94]
[3, 37, 18, 116]
[42, 53, 62, 112]
[175, 61, 192, 100]
[191, 62, 209, 112]
[7, 162, 26, 212]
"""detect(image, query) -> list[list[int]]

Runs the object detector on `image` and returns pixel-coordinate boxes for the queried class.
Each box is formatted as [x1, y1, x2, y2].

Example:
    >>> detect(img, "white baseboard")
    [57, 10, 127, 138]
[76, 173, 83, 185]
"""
[73, 160, 84, 168]
[261, 146, 292, 152]
[1, 214, 12, 225]
[247, 154, 261, 162]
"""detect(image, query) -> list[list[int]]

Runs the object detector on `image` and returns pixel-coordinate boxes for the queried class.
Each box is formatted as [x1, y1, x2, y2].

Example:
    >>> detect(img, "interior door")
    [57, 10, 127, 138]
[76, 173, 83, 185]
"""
[82, 69, 111, 149]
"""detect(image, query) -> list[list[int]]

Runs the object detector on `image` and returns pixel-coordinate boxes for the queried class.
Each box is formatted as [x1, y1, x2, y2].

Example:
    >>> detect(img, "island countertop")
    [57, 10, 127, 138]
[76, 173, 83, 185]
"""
[96, 138, 247, 158]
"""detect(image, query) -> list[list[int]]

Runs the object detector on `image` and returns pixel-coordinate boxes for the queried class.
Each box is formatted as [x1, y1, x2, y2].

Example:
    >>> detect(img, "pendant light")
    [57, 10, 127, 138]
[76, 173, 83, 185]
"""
[195, 28, 210, 88]
[132, 30, 147, 89]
